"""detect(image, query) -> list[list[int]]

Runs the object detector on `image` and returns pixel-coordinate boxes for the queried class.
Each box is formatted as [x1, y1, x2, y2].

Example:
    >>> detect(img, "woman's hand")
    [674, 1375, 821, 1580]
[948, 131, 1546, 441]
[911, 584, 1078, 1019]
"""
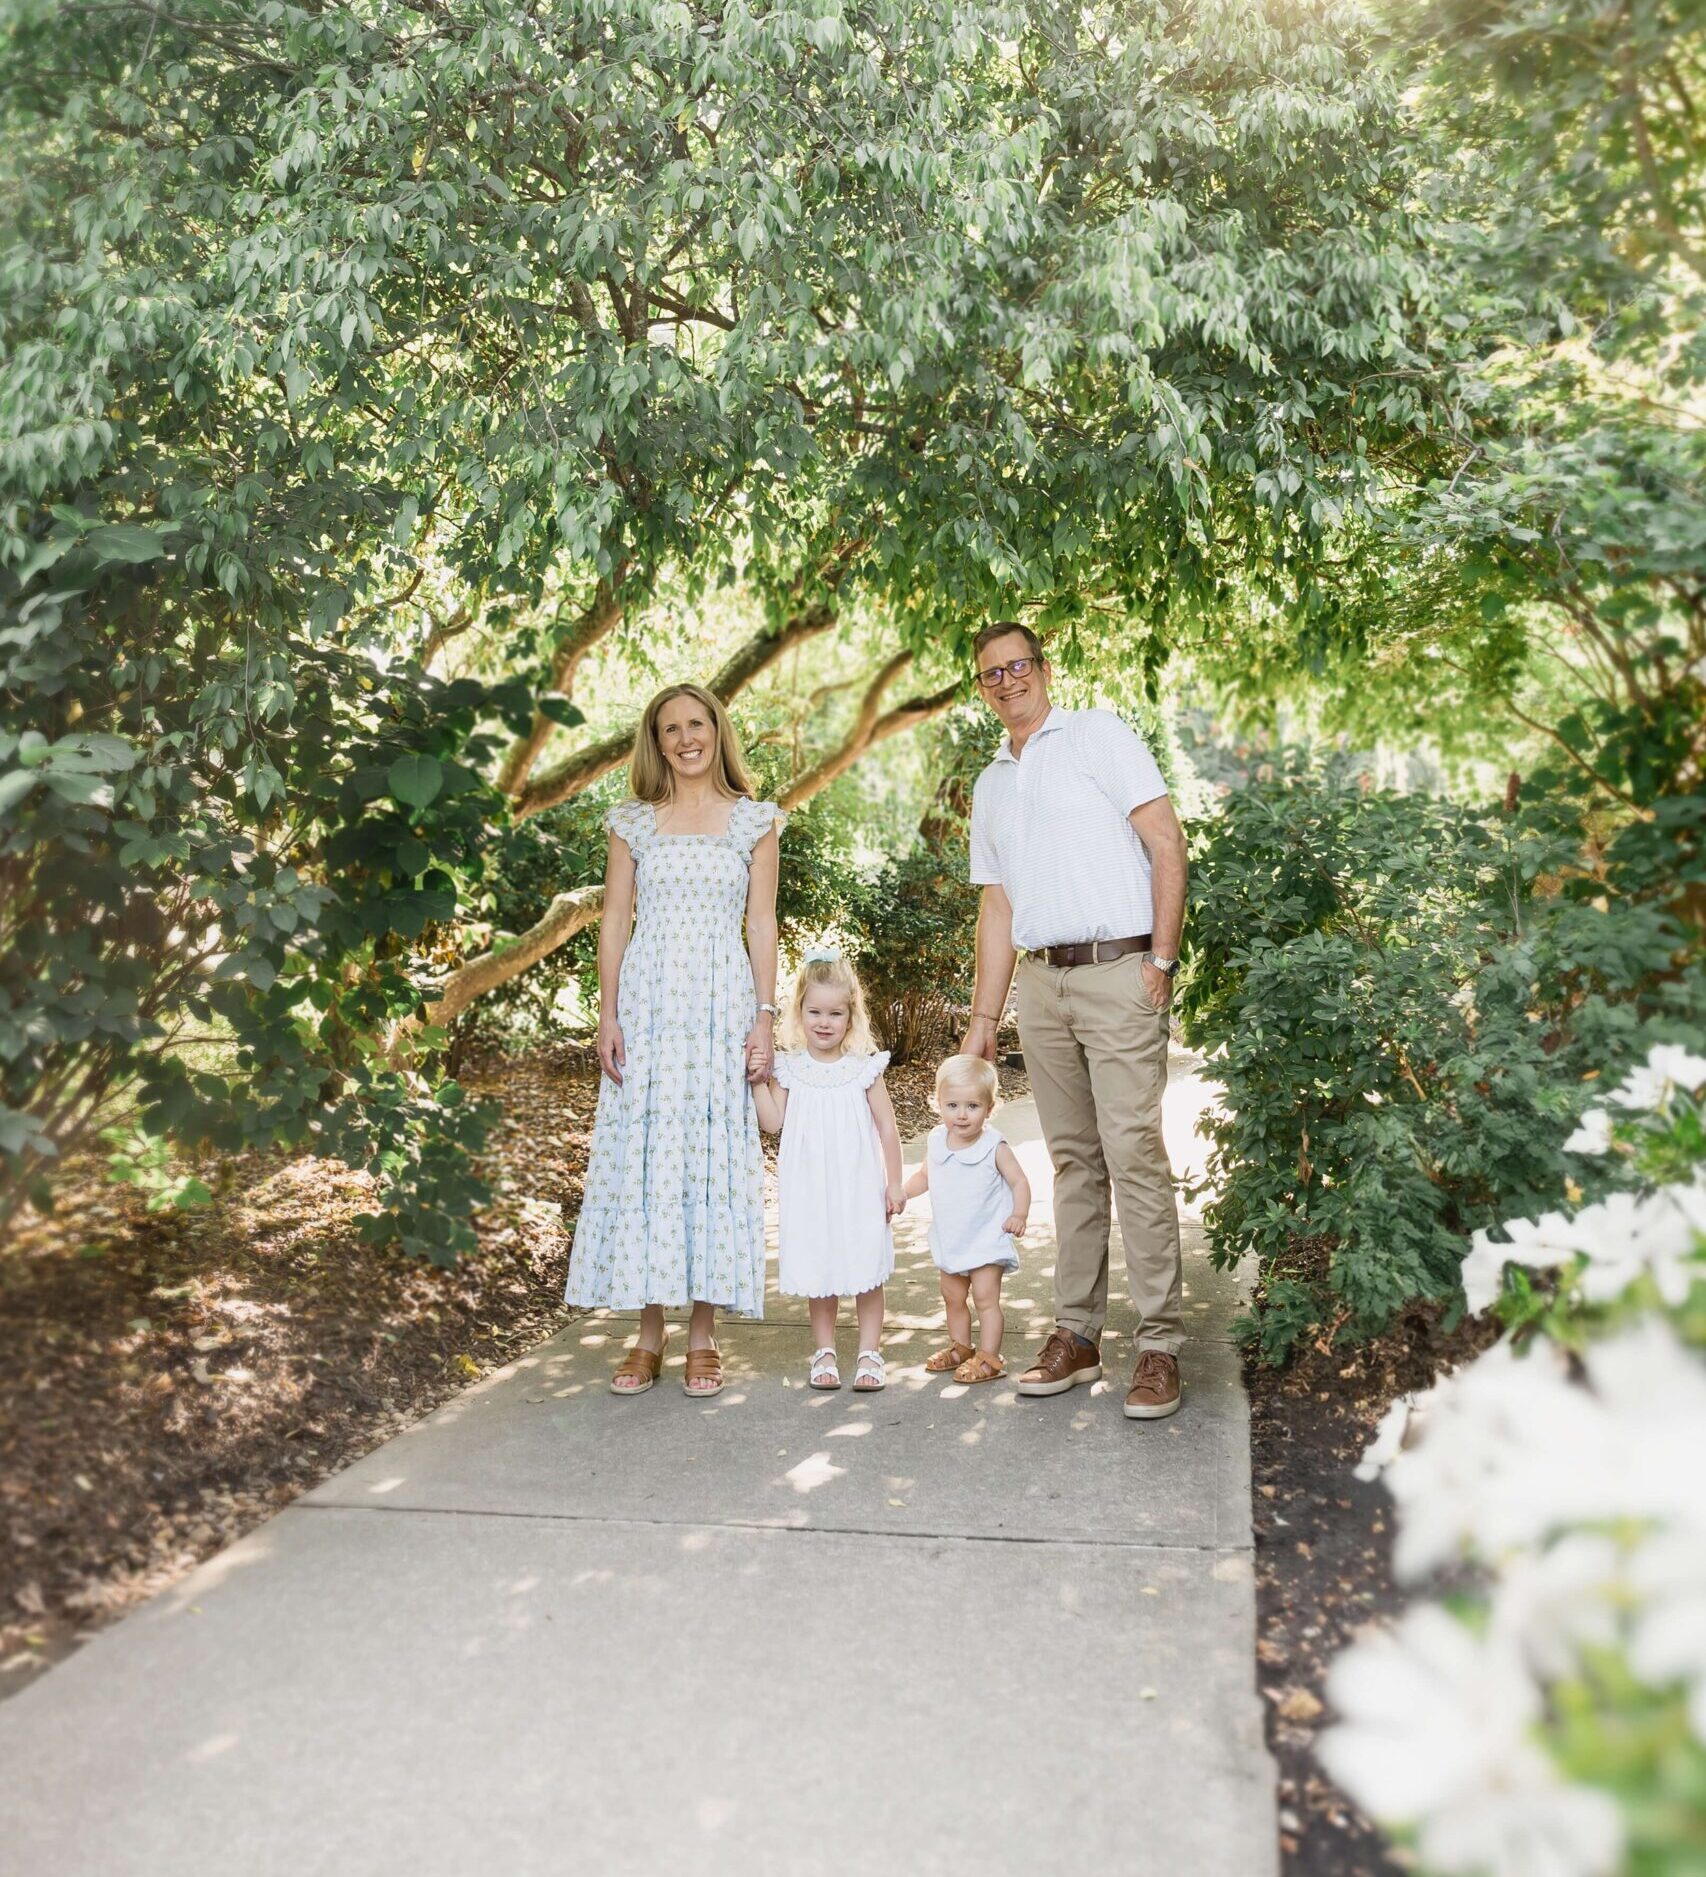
[744, 1012, 775, 1084]
[885, 1181, 906, 1221]
[597, 1013, 626, 1085]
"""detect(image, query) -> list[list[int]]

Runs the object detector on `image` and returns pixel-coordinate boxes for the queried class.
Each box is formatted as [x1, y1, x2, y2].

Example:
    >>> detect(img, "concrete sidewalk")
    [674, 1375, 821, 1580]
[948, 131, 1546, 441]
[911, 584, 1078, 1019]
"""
[0, 1050, 1276, 1877]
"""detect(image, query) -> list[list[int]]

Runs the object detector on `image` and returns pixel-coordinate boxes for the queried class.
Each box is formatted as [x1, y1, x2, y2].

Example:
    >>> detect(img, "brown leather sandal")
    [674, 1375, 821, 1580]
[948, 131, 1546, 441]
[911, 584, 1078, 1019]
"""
[953, 1349, 1006, 1385]
[925, 1340, 975, 1374]
[683, 1343, 724, 1397]
[610, 1332, 667, 1396]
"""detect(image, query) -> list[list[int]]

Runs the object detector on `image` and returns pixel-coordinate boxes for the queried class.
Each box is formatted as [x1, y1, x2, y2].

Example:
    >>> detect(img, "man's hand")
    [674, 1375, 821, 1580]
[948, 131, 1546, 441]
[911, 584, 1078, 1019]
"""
[1140, 959, 1173, 1014]
[961, 1011, 1000, 1062]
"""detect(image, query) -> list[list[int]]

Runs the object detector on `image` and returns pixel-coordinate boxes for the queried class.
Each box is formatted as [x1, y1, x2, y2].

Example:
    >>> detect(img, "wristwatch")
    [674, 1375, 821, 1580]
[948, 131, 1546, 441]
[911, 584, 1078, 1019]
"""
[1144, 954, 1180, 979]
[757, 1001, 779, 1017]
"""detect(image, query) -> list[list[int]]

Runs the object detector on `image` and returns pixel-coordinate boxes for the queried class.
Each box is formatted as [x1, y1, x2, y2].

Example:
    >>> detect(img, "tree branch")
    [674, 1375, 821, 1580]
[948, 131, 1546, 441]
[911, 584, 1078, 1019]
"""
[513, 601, 839, 820]
[495, 577, 627, 796]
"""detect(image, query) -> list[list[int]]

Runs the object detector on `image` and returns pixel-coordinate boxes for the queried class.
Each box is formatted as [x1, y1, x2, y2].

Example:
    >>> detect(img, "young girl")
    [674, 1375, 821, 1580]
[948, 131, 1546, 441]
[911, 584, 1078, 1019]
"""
[752, 952, 905, 1392]
[903, 1054, 1030, 1384]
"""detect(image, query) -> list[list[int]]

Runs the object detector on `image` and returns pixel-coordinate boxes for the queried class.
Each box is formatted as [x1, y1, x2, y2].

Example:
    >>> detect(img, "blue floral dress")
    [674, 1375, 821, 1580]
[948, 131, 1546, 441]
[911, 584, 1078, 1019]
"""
[564, 795, 786, 1319]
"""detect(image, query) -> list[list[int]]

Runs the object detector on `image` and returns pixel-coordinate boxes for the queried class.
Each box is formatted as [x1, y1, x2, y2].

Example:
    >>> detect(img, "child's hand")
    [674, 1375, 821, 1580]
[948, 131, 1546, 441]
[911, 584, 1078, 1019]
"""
[1003, 1211, 1027, 1237]
[885, 1182, 906, 1220]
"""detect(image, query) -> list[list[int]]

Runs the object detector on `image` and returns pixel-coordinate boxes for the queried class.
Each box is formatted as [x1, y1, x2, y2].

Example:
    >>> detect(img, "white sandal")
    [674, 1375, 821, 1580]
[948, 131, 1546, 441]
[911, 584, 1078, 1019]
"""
[809, 1347, 841, 1391]
[852, 1349, 886, 1392]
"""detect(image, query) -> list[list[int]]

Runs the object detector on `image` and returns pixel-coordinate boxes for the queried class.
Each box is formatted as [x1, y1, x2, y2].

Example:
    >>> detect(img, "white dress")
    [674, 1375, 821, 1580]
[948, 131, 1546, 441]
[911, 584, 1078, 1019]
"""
[774, 1050, 894, 1298]
[926, 1125, 1020, 1275]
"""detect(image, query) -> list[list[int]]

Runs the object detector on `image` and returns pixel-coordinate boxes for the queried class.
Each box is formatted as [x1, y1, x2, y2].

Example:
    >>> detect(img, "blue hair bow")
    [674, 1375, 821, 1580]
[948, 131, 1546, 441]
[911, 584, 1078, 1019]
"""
[802, 945, 842, 965]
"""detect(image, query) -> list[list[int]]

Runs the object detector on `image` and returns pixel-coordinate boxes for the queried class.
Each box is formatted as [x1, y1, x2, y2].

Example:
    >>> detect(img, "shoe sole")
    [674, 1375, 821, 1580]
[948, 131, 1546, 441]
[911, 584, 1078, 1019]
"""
[1123, 1394, 1182, 1420]
[1015, 1364, 1101, 1397]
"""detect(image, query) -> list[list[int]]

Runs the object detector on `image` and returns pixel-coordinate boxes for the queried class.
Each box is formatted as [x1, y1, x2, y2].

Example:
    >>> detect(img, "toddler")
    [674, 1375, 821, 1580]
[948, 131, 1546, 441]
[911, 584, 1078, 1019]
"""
[753, 951, 905, 1392]
[903, 1054, 1029, 1384]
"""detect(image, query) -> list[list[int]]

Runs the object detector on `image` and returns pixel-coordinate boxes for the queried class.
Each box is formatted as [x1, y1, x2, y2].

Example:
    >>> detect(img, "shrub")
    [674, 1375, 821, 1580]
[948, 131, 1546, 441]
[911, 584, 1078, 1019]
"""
[845, 840, 981, 1064]
[1181, 750, 1704, 1364]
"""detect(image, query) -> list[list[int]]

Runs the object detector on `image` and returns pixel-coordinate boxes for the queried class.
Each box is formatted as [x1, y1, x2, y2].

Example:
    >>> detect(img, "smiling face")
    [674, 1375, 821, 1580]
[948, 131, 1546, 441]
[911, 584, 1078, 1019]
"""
[653, 693, 719, 787]
[801, 986, 852, 1057]
[940, 1084, 993, 1140]
[974, 628, 1051, 740]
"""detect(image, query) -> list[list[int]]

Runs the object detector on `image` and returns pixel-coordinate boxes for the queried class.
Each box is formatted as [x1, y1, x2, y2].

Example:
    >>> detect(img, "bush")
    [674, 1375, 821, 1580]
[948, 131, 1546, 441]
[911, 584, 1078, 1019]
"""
[1181, 750, 1705, 1364]
[846, 840, 981, 1064]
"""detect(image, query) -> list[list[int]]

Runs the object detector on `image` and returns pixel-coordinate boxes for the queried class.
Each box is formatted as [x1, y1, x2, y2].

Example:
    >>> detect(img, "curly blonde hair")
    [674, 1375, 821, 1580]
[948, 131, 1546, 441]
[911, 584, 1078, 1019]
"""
[782, 954, 877, 1058]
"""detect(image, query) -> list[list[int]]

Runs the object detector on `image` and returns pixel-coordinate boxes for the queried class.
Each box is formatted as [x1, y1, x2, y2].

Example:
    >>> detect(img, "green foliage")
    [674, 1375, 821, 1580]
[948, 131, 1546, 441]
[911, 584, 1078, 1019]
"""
[846, 841, 981, 1064]
[1182, 750, 1705, 1363]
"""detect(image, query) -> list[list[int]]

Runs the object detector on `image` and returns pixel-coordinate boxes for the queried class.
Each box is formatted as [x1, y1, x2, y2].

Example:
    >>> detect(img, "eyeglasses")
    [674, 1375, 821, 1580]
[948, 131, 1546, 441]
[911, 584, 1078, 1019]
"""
[976, 657, 1036, 689]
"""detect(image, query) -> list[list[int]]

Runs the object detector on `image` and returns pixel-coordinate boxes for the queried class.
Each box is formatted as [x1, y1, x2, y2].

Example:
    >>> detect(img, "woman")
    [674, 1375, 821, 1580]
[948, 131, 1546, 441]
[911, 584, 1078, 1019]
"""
[565, 682, 785, 1397]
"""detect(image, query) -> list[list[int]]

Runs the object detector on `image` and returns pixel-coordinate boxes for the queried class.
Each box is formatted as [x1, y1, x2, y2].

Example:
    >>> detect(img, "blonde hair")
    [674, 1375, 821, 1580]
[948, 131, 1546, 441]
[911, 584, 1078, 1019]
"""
[934, 1053, 999, 1111]
[629, 683, 755, 804]
[783, 954, 877, 1057]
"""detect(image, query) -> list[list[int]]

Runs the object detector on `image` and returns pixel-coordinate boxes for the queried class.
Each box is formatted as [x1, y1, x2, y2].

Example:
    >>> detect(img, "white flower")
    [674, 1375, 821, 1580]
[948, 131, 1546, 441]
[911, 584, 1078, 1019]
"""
[1627, 1531, 1706, 1745]
[1462, 1211, 1580, 1313]
[1607, 1043, 1706, 1112]
[1580, 1319, 1706, 1536]
[1562, 1107, 1613, 1155]
[1319, 1605, 1623, 1877]
[1383, 1339, 1612, 1579]
[1382, 1321, 1706, 1578]
[1490, 1533, 1624, 1680]
[1562, 1188, 1702, 1307]
[1355, 1387, 1436, 1482]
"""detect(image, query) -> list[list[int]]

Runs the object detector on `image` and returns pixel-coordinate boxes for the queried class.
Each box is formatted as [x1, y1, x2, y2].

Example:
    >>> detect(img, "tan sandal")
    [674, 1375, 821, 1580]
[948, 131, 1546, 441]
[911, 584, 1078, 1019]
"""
[925, 1340, 975, 1374]
[684, 1343, 724, 1397]
[610, 1332, 667, 1395]
[953, 1350, 1006, 1385]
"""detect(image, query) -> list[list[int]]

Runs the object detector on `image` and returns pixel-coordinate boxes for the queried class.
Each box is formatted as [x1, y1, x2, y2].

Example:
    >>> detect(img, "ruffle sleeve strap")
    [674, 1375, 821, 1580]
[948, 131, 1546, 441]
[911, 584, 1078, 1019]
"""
[604, 798, 655, 854]
[854, 1049, 891, 1090]
[728, 797, 787, 859]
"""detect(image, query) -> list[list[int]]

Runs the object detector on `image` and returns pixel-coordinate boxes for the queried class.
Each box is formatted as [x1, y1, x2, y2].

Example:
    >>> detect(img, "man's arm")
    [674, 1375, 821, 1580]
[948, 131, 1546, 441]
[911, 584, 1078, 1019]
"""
[1130, 795, 1189, 1007]
[962, 882, 1018, 1062]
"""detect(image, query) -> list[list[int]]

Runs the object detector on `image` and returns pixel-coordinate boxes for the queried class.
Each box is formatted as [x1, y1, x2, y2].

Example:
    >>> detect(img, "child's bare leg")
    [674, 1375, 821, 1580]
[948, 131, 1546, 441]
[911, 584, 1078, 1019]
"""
[969, 1265, 1005, 1356]
[940, 1271, 973, 1349]
[808, 1295, 840, 1353]
[854, 1284, 884, 1353]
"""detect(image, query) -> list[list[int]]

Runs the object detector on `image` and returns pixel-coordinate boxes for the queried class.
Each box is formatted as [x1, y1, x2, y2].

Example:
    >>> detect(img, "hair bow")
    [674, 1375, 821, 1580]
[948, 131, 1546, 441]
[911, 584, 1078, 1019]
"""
[802, 945, 842, 965]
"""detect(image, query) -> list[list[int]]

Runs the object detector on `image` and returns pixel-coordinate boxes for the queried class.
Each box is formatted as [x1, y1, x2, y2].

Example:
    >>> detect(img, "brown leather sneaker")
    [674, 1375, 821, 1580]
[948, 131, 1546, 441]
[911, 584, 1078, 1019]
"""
[1124, 1350, 1182, 1420]
[1016, 1327, 1102, 1397]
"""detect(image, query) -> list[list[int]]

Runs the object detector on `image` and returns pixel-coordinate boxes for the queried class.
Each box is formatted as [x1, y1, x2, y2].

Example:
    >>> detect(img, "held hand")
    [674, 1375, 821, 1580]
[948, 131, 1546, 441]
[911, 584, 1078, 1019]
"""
[1003, 1212, 1027, 1237]
[597, 1015, 626, 1085]
[744, 1014, 775, 1084]
[1140, 960, 1173, 1014]
[960, 1012, 1000, 1062]
[885, 1182, 906, 1221]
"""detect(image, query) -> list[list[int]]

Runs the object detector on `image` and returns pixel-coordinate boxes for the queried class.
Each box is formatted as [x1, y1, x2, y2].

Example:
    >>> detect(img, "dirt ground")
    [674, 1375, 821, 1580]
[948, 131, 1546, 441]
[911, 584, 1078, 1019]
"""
[1244, 1253, 1499, 1877]
[0, 1041, 1023, 1702]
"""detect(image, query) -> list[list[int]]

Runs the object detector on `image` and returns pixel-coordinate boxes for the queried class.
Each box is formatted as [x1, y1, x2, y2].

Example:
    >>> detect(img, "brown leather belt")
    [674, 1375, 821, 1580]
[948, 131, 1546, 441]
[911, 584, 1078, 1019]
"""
[1036, 933, 1152, 968]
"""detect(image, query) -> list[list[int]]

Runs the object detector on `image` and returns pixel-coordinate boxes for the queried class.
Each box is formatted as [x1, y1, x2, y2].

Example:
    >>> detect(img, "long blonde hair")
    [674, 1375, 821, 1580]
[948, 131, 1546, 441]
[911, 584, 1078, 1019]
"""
[629, 682, 755, 804]
[783, 953, 878, 1057]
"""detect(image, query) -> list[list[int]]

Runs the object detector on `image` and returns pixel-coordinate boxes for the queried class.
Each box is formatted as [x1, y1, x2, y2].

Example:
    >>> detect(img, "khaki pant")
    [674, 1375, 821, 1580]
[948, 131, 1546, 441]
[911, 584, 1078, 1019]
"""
[1015, 951, 1182, 1352]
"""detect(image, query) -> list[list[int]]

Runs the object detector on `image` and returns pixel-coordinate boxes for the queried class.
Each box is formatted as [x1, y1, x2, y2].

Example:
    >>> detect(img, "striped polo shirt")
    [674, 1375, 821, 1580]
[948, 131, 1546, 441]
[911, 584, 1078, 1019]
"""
[968, 707, 1169, 951]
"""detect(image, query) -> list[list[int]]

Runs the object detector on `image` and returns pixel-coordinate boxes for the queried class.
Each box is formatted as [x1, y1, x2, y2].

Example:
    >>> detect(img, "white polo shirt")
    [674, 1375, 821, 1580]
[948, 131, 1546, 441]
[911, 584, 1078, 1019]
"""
[969, 707, 1169, 951]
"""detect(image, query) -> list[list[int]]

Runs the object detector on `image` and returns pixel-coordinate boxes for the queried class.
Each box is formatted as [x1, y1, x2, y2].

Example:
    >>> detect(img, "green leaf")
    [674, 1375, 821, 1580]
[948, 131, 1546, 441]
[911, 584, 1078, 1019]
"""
[87, 525, 167, 565]
[387, 754, 443, 809]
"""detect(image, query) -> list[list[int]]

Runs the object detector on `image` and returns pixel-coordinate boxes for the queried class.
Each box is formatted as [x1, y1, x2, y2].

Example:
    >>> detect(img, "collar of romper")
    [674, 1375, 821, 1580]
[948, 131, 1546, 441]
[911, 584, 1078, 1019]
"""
[935, 1125, 999, 1165]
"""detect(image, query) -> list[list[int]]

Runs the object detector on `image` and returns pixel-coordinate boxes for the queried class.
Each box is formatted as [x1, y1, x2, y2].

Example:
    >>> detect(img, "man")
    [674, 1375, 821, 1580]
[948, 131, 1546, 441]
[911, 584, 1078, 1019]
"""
[960, 622, 1189, 1420]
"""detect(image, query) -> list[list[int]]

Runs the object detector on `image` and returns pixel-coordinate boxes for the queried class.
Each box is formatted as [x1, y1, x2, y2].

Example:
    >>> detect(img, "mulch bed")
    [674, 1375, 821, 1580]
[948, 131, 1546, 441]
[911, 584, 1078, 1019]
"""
[1244, 1247, 1500, 1876]
[0, 1034, 1022, 1704]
